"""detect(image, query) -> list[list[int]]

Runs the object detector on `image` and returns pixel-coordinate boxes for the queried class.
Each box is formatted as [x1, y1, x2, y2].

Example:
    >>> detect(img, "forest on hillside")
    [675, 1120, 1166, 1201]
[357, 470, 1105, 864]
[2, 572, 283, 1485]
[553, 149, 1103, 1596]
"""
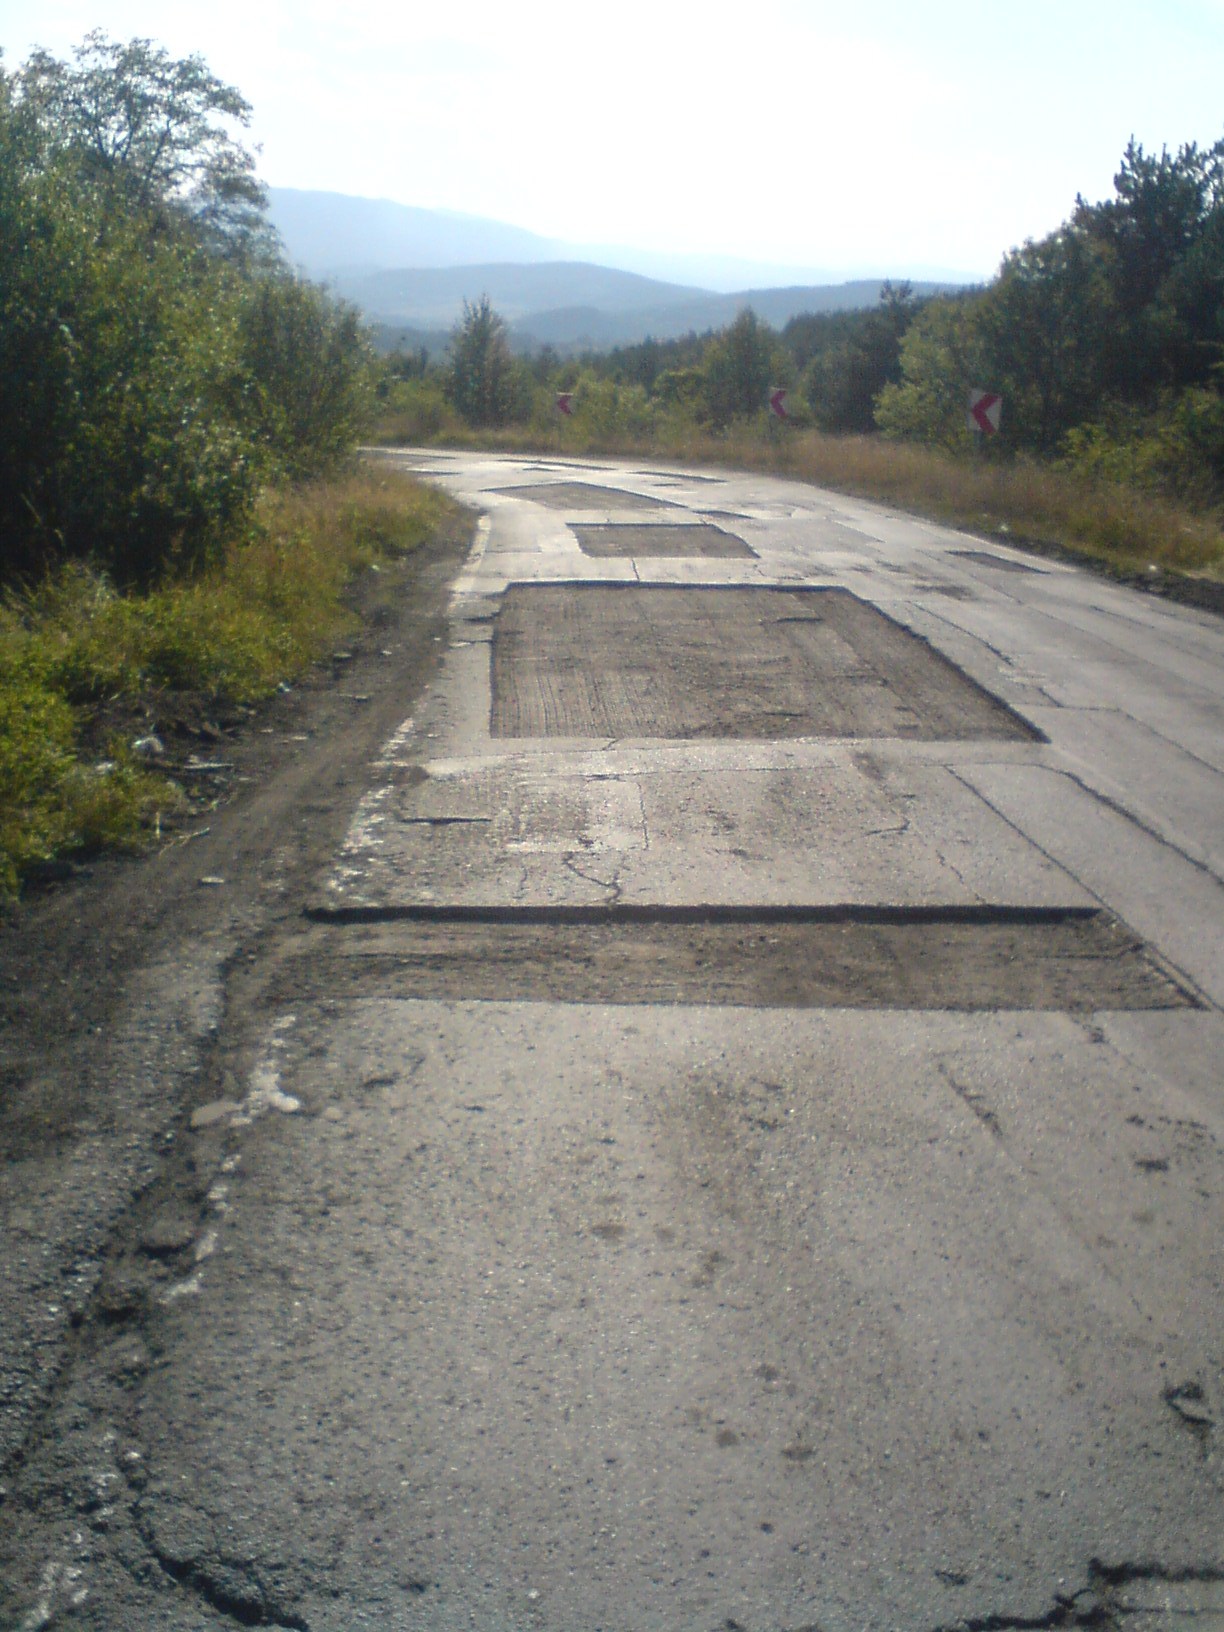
[384, 137, 1224, 508]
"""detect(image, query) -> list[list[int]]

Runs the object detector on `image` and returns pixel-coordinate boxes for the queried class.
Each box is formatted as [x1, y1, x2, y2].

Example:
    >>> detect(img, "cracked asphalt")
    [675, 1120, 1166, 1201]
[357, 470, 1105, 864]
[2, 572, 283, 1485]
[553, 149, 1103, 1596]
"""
[1, 453, 1222, 1631]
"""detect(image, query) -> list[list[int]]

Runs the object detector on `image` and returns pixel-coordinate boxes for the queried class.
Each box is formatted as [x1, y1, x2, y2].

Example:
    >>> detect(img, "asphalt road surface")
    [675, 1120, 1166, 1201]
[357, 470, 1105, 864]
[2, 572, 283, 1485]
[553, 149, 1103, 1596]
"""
[2, 453, 1222, 1631]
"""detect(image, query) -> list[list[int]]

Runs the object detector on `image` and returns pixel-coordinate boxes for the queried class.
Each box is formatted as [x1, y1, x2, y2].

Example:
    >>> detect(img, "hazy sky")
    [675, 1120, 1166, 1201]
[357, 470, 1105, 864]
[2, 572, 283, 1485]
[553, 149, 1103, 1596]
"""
[4, 0, 1224, 278]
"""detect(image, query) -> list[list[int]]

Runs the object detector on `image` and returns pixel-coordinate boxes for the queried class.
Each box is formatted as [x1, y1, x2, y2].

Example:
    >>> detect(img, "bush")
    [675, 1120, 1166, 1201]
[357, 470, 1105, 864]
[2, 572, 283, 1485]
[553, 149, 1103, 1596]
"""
[371, 377, 465, 443]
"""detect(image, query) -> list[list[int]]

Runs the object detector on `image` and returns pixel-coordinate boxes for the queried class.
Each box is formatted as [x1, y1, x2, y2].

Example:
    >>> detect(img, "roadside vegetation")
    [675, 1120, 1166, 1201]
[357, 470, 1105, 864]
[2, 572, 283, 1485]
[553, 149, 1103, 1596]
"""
[0, 35, 454, 896]
[374, 138, 1224, 578]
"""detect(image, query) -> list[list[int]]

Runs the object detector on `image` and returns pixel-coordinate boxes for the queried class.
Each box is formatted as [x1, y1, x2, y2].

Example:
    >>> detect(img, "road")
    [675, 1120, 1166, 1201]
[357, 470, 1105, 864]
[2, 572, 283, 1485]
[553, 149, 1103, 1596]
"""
[2, 452, 1222, 1630]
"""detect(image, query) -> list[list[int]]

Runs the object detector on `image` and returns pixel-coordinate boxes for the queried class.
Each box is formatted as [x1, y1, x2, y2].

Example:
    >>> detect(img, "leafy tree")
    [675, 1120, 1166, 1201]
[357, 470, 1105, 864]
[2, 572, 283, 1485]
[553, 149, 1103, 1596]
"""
[232, 274, 373, 479]
[1073, 137, 1224, 398]
[700, 309, 782, 428]
[874, 295, 993, 449]
[0, 37, 370, 584]
[974, 230, 1114, 452]
[805, 282, 920, 434]
[448, 296, 517, 428]
[13, 31, 270, 254]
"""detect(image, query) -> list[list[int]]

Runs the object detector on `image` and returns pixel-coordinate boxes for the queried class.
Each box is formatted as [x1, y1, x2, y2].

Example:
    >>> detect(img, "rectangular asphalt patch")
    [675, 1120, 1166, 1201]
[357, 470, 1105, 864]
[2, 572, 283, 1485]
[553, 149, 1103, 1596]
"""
[489, 482, 677, 511]
[571, 524, 755, 559]
[291, 909, 1196, 1011]
[953, 550, 1046, 573]
[490, 584, 1039, 741]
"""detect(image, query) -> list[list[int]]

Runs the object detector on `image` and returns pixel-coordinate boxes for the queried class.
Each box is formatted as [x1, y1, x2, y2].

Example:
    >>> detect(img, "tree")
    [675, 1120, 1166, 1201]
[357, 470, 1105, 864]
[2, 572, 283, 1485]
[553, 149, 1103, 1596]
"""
[0, 37, 370, 583]
[1073, 136, 1224, 398]
[448, 296, 517, 428]
[974, 230, 1114, 452]
[805, 282, 920, 434]
[233, 274, 373, 479]
[13, 31, 270, 254]
[874, 295, 993, 449]
[700, 309, 781, 428]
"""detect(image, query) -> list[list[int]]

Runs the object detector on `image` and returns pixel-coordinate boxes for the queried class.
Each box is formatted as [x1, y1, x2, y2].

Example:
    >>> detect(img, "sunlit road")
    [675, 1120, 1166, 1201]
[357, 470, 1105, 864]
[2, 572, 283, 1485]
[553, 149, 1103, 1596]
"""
[9, 452, 1223, 1631]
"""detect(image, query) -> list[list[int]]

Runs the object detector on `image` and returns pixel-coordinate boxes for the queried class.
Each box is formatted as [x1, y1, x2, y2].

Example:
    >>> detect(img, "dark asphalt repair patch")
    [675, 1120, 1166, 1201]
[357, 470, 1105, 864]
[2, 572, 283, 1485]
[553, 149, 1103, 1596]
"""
[489, 482, 678, 511]
[490, 583, 1041, 740]
[953, 549, 1047, 573]
[571, 523, 755, 559]
[292, 907, 1196, 1011]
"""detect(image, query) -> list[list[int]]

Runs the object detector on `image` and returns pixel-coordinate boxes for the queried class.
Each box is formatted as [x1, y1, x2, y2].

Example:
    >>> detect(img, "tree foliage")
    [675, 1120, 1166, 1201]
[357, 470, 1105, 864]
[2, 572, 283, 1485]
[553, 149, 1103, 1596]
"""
[804, 282, 920, 434]
[0, 36, 372, 585]
[13, 31, 271, 253]
[875, 135, 1224, 489]
[448, 296, 519, 427]
[700, 309, 783, 427]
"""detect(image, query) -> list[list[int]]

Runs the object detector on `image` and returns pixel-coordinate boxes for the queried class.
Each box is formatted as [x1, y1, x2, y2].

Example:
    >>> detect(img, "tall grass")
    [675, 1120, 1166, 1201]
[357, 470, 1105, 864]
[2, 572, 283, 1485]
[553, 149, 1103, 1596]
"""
[0, 468, 456, 895]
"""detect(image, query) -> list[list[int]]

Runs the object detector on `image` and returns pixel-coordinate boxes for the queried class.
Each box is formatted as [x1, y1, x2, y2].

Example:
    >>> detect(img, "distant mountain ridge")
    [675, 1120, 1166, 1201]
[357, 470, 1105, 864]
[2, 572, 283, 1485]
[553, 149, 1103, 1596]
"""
[267, 188, 968, 349]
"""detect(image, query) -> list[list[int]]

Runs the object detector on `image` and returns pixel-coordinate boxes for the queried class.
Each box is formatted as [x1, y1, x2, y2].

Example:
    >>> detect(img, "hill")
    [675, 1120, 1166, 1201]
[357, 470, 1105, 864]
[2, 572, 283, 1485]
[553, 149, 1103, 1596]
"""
[336, 261, 956, 348]
[267, 188, 965, 349]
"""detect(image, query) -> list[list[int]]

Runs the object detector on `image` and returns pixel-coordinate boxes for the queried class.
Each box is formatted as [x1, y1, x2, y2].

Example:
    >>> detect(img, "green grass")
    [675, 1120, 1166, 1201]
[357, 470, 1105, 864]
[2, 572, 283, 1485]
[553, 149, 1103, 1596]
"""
[0, 467, 457, 896]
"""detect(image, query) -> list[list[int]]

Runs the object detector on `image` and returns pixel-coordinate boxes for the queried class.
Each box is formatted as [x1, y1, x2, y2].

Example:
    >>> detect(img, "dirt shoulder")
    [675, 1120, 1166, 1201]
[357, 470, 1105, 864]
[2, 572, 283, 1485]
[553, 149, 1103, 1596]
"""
[0, 506, 476, 1476]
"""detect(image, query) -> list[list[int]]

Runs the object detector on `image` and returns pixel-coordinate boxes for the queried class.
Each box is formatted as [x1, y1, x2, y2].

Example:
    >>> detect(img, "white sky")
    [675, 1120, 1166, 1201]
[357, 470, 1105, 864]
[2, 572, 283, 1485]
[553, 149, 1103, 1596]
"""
[4, 0, 1224, 278]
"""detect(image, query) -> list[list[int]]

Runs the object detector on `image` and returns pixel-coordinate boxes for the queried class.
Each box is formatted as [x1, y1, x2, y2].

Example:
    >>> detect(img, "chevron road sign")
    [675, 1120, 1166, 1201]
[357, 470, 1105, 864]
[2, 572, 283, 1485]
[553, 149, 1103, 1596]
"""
[968, 390, 1003, 434]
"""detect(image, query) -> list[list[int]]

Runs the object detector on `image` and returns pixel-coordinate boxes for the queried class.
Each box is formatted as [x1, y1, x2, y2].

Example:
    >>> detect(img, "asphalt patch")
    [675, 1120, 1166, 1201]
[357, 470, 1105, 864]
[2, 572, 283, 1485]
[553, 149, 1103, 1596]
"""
[291, 908, 1195, 1011]
[953, 550, 1047, 573]
[489, 482, 677, 511]
[490, 583, 1040, 740]
[571, 523, 755, 559]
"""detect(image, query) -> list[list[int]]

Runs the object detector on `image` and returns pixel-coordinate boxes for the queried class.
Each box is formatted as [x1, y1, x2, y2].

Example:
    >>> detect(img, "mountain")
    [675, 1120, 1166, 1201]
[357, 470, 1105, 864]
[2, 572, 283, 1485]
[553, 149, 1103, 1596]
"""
[268, 187, 975, 293]
[331, 261, 957, 349]
[267, 189, 563, 276]
[507, 280, 945, 348]
[327, 262, 712, 328]
[266, 188, 968, 350]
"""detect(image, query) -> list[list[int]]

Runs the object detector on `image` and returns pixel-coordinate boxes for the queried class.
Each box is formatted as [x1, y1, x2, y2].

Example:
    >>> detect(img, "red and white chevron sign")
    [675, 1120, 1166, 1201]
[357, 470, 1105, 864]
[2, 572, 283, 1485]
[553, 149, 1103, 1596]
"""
[968, 390, 1003, 434]
[555, 392, 574, 416]
[768, 387, 788, 419]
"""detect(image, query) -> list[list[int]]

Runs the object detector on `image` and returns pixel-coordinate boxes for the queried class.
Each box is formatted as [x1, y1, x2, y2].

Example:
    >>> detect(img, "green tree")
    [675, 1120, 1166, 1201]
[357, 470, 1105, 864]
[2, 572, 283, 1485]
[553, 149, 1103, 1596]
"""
[14, 30, 270, 253]
[700, 309, 782, 428]
[975, 229, 1113, 452]
[874, 295, 993, 449]
[1074, 136, 1224, 398]
[0, 37, 370, 584]
[448, 296, 517, 428]
[805, 282, 920, 434]
[233, 274, 373, 479]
